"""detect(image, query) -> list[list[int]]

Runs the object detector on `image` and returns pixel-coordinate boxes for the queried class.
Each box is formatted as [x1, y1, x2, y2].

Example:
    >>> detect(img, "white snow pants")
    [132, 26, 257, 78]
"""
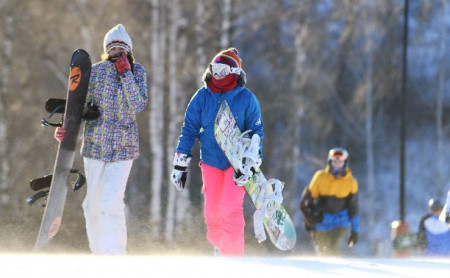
[82, 157, 133, 255]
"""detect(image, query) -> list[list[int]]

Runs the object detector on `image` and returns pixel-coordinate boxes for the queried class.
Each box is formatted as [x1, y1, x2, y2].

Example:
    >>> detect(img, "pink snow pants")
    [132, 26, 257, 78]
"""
[201, 163, 246, 256]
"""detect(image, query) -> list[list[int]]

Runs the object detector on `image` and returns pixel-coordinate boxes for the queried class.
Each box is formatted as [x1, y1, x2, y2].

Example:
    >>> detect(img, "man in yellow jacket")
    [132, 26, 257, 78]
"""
[300, 147, 359, 256]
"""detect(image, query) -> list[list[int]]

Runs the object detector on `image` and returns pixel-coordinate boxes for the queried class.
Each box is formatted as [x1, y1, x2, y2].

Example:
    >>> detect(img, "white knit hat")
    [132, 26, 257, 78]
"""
[103, 24, 133, 53]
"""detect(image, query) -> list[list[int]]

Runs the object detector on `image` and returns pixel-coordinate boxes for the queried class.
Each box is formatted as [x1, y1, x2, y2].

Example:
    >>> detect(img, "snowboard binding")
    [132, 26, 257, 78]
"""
[215, 100, 296, 250]
[229, 131, 285, 242]
[41, 98, 100, 127]
[27, 169, 86, 206]
[231, 132, 262, 186]
[41, 98, 66, 127]
[253, 177, 285, 242]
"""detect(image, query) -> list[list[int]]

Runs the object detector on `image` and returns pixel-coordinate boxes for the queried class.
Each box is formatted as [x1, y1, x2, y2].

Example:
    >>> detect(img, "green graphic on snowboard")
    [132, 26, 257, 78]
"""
[214, 100, 296, 251]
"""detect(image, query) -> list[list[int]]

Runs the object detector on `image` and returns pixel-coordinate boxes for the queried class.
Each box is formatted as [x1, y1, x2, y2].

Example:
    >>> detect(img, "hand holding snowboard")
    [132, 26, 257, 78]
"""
[54, 127, 66, 142]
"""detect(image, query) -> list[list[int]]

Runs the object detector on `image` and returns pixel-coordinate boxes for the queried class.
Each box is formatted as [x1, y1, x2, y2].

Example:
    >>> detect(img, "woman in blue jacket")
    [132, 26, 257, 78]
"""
[170, 48, 263, 256]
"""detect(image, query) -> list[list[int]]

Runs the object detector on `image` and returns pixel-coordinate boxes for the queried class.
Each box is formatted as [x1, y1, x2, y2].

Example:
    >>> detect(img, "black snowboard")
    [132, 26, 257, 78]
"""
[35, 49, 91, 249]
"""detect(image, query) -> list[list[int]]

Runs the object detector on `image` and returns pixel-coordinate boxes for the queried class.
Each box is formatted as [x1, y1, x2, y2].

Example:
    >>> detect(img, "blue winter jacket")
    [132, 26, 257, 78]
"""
[176, 85, 263, 170]
[423, 215, 450, 256]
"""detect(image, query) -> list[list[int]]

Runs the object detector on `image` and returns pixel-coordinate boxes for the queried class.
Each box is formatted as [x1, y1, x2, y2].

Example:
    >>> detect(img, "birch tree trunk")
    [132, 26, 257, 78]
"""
[74, 0, 93, 52]
[365, 37, 376, 248]
[173, 50, 192, 239]
[0, 15, 12, 205]
[195, 0, 207, 86]
[436, 0, 446, 196]
[165, 0, 180, 242]
[150, 0, 166, 236]
[290, 17, 308, 209]
[220, 0, 231, 48]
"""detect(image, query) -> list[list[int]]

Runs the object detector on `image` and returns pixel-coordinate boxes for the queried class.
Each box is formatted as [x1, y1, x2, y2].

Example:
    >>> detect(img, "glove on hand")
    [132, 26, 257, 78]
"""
[82, 102, 100, 121]
[115, 52, 131, 75]
[54, 127, 66, 142]
[348, 231, 358, 247]
[170, 153, 192, 191]
[304, 221, 313, 232]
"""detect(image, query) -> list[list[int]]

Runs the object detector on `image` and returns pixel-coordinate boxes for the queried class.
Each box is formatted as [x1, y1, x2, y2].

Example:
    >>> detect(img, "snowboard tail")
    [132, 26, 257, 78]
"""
[33, 49, 91, 249]
[214, 100, 296, 251]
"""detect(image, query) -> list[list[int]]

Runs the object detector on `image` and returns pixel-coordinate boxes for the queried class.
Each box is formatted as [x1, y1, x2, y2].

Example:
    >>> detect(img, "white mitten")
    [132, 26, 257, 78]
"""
[170, 153, 192, 191]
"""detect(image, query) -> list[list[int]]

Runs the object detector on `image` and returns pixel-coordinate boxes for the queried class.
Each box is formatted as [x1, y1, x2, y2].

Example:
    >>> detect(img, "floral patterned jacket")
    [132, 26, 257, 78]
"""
[81, 60, 148, 162]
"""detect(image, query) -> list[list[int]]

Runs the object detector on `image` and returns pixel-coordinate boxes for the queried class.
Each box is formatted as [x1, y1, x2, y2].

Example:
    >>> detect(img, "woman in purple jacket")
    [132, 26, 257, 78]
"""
[55, 24, 148, 255]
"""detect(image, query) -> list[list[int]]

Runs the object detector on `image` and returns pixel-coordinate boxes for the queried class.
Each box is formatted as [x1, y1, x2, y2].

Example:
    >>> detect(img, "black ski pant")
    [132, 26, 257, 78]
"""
[313, 227, 347, 256]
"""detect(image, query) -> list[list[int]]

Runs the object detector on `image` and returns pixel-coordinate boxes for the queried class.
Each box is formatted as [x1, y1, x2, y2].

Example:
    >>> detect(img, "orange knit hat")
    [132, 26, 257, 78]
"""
[212, 47, 242, 68]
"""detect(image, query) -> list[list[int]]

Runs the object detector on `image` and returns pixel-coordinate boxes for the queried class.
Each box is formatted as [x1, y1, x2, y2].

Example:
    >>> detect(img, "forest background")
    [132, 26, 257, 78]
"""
[0, 0, 449, 257]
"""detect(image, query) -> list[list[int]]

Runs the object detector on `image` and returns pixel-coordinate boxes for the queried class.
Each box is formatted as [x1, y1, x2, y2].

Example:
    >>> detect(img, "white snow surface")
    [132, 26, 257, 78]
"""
[2, 254, 449, 278]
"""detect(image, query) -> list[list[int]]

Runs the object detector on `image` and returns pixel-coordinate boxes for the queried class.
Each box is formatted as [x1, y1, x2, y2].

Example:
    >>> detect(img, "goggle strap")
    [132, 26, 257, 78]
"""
[230, 68, 242, 74]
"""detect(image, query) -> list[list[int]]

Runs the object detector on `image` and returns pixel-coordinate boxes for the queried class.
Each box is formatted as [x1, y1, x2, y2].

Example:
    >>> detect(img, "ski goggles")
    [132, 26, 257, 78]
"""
[210, 62, 241, 77]
[330, 151, 348, 161]
[331, 152, 345, 159]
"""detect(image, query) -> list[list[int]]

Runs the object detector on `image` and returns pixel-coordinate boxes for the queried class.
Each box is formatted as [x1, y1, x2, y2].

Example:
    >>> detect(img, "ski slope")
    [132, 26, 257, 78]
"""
[2, 254, 449, 278]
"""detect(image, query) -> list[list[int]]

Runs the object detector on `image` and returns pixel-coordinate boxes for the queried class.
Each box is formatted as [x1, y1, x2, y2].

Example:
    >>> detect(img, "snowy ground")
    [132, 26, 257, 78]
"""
[2, 254, 449, 278]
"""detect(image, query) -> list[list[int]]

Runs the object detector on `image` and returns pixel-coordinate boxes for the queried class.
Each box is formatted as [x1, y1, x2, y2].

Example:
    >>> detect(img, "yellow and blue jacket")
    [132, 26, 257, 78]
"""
[307, 166, 359, 232]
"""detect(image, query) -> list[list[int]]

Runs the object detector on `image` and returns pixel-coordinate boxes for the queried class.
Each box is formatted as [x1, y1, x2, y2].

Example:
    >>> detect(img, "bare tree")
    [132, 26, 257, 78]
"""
[72, 0, 94, 52]
[288, 1, 310, 210]
[220, 0, 232, 48]
[0, 15, 12, 205]
[363, 1, 376, 249]
[149, 0, 166, 236]
[195, 0, 207, 87]
[165, 0, 181, 242]
[436, 0, 446, 196]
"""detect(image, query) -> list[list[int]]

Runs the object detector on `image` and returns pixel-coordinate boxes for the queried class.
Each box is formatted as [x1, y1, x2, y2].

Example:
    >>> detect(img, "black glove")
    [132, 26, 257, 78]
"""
[82, 102, 100, 121]
[348, 231, 358, 247]
[304, 222, 313, 232]
[446, 213, 450, 223]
